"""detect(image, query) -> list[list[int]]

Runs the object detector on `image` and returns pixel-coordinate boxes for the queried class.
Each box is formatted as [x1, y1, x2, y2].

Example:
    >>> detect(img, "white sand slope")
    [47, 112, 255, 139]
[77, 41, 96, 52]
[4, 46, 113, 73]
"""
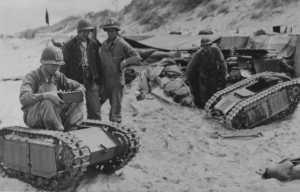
[121, 0, 300, 36]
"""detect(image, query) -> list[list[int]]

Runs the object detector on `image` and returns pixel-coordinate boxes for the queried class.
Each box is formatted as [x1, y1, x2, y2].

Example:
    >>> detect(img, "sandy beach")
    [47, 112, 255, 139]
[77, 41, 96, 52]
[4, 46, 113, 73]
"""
[1, 35, 300, 192]
[1, 0, 300, 191]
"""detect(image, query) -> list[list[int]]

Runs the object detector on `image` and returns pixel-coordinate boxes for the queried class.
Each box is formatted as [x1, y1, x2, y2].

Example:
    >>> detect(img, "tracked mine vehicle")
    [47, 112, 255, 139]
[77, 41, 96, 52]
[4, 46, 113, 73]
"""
[0, 120, 140, 191]
[205, 72, 300, 129]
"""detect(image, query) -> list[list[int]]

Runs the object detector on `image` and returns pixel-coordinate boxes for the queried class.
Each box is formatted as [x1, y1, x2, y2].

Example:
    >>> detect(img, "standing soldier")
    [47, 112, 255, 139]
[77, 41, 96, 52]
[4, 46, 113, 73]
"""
[184, 37, 229, 108]
[99, 17, 140, 124]
[61, 18, 102, 120]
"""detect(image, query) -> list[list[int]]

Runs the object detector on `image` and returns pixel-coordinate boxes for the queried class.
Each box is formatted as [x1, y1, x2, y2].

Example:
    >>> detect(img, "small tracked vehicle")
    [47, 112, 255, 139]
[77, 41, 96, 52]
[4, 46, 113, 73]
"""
[205, 72, 300, 129]
[0, 120, 140, 191]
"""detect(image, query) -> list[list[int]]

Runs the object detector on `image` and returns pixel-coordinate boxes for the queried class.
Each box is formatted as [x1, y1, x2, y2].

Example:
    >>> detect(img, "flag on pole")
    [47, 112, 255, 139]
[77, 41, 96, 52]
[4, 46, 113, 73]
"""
[45, 8, 49, 26]
[111, 0, 118, 17]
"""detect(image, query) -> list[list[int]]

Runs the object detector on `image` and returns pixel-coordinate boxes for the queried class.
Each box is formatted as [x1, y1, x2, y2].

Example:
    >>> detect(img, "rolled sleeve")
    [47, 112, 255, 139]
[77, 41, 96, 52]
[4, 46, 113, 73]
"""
[123, 42, 139, 58]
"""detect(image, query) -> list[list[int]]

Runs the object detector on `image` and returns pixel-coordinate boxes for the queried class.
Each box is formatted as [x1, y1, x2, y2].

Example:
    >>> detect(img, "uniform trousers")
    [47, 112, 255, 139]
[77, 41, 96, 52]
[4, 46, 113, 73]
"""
[24, 99, 84, 131]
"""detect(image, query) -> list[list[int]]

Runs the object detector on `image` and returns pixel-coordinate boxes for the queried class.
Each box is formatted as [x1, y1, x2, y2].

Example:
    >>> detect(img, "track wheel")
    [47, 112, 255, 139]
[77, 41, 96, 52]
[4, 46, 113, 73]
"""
[10, 169, 17, 178]
[114, 133, 129, 157]
[231, 115, 243, 129]
[17, 170, 22, 178]
[24, 173, 30, 181]
[36, 177, 43, 187]
[289, 86, 300, 99]
[63, 149, 74, 167]
[51, 179, 59, 190]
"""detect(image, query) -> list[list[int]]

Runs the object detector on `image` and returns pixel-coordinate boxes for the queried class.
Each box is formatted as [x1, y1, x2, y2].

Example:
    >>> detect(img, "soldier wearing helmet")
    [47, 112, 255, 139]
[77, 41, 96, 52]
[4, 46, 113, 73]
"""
[184, 37, 229, 108]
[19, 46, 85, 131]
[60, 18, 102, 120]
[99, 17, 140, 123]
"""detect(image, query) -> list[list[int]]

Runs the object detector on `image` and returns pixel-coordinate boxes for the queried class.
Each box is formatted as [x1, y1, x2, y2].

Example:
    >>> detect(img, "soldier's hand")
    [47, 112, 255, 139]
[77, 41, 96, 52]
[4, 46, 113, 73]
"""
[76, 84, 86, 92]
[43, 92, 64, 105]
[119, 60, 126, 71]
[224, 72, 230, 80]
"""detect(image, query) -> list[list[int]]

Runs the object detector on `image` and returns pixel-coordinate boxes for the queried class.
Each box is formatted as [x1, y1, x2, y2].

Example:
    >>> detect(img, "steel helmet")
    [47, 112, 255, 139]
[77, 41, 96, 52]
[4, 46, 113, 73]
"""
[200, 37, 212, 46]
[102, 17, 121, 31]
[40, 46, 65, 65]
[77, 18, 94, 33]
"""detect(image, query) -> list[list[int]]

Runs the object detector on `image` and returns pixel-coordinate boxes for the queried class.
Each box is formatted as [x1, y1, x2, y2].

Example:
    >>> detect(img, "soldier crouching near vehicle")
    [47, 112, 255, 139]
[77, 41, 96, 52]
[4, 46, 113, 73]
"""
[184, 37, 229, 108]
[19, 46, 86, 131]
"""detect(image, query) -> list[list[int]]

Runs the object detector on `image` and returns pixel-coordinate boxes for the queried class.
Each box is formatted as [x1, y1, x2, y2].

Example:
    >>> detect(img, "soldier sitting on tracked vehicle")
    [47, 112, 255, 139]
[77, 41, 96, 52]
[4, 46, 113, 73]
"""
[19, 46, 85, 131]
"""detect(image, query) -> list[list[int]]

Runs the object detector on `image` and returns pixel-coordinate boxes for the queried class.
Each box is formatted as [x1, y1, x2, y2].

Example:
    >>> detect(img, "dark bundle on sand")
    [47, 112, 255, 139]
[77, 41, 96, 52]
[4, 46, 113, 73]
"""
[262, 157, 300, 181]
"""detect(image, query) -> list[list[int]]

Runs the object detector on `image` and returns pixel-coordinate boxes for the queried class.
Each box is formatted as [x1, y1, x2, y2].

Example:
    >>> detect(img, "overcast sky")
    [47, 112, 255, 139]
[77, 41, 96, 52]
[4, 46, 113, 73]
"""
[0, 0, 132, 34]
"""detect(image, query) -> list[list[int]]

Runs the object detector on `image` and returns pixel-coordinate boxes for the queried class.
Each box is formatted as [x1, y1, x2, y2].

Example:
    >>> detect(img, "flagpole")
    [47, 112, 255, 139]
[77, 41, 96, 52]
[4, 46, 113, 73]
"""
[45, 8, 49, 27]
[115, 0, 118, 17]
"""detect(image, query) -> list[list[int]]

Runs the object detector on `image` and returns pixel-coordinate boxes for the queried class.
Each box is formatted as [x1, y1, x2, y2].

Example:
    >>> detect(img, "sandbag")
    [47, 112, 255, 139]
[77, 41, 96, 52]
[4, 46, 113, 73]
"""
[163, 78, 195, 107]
[155, 76, 171, 88]
[164, 78, 184, 96]
[135, 48, 156, 60]
[228, 68, 243, 83]
[174, 85, 189, 98]
[164, 65, 183, 78]
[149, 66, 164, 81]
[125, 56, 143, 66]
[173, 81, 192, 103]
[173, 85, 190, 103]
[180, 95, 195, 107]
[253, 29, 266, 36]
[144, 51, 181, 64]
[149, 58, 176, 67]
[198, 29, 213, 35]
[260, 72, 291, 82]
[169, 31, 182, 35]
[174, 58, 190, 66]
